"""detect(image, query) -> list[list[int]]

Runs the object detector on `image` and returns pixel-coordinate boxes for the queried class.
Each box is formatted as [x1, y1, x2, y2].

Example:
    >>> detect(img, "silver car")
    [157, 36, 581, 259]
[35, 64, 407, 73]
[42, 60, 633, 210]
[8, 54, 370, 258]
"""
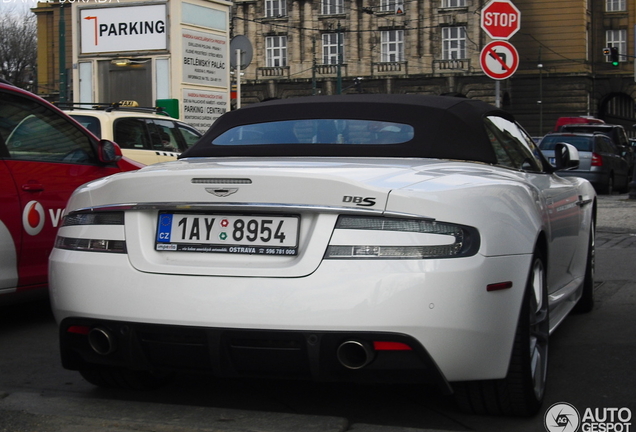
[539, 132, 630, 194]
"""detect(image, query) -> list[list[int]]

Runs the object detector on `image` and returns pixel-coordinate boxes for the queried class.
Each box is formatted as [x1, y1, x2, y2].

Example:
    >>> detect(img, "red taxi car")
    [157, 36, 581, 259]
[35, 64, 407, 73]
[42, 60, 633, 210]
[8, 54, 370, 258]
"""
[0, 83, 142, 304]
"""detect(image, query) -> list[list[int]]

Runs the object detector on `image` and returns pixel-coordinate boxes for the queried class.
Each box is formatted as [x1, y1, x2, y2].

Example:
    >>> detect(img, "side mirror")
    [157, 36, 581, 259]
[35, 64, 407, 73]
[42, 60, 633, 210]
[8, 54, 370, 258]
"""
[97, 139, 123, 163]
[554, 142, 580, 170]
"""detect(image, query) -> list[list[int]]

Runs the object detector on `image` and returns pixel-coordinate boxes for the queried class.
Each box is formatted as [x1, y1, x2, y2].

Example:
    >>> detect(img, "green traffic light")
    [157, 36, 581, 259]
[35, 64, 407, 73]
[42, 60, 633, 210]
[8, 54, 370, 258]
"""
[609, 47, 620, 66]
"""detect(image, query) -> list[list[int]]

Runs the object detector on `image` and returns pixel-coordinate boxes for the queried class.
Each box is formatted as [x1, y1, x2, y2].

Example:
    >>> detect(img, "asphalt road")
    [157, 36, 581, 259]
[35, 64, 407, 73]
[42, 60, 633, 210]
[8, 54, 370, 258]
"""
[0, 194, 634, 432]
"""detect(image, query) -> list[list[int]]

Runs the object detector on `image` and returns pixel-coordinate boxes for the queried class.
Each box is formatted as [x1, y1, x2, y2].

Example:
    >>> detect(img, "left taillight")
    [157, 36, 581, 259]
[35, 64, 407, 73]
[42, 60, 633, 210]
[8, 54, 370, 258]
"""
[54, 211, 126, 253]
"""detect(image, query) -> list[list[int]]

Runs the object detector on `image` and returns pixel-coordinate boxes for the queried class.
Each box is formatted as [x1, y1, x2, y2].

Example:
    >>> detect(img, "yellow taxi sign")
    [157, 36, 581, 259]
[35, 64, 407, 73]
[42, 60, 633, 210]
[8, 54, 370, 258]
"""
[118, 100, 139, 107]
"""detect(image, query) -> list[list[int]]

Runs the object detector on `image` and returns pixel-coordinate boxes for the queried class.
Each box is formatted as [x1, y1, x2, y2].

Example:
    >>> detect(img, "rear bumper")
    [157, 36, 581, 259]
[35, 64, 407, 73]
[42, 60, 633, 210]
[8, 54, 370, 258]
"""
[50, 249, 531, 383]
[59, 318, 453, 393]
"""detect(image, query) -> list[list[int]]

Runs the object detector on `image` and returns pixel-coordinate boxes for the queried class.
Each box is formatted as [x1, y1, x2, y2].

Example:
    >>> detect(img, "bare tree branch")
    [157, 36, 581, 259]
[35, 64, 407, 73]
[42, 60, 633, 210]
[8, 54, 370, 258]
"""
[0, 10, 37, 90]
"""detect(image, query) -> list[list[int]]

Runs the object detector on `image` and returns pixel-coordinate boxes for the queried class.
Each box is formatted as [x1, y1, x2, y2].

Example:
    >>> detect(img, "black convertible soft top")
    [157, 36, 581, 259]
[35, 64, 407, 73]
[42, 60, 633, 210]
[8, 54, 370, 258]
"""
[180, 94, 512, 165]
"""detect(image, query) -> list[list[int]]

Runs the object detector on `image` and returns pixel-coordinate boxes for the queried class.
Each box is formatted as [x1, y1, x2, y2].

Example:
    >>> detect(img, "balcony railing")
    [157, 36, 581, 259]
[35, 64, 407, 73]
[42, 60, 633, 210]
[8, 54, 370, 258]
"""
[257, 66, 290, 79]
[315, 64, 348, 76]
[372, 61, 408, 75]
[433, 59, 470, 71]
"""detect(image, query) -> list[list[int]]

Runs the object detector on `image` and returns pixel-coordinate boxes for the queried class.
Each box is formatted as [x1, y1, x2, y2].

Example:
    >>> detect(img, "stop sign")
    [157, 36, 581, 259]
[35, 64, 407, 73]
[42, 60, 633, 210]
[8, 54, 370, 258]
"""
[480, 0, 521, 40]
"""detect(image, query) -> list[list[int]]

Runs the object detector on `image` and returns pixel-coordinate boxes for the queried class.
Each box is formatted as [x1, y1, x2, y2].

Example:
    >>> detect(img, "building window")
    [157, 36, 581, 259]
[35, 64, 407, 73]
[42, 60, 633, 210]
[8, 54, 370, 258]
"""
[606, 0, 626, 12]
[381, 30, 404, 62]
[322, 33, 344, 64]
[442, 0, 466, 7]
[606, 29, 626, 62]
[380, 0, 404, 13]
[265, 0, 287, 18]
[266, 36, 287, 67]
[321, 0, 343, 15]
[442, 26, 466, 59]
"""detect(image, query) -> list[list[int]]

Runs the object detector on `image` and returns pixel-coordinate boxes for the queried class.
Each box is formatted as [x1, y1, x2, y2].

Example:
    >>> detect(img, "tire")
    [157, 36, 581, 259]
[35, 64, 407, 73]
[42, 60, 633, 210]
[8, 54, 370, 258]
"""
[618, 173, 631, 193]
[600, 175, 614, 195]
[79, 366, 175, 390]
[454, 250, 549, 416]
[573, 220, 595, 314]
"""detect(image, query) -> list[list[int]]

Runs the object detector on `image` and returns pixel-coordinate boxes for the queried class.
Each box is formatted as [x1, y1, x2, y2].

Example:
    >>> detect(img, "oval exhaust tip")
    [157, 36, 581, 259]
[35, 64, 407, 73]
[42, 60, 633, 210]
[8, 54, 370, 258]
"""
[337, 340, 375, 370]
[88, 327, 116, 356]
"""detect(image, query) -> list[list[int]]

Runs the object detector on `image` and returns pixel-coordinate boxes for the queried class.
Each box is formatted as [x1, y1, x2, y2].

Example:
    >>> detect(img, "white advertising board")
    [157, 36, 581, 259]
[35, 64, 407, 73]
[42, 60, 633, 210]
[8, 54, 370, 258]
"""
[182, 29, 228, 88]
[182, 88, 228, 133]
[80, 5, 167, 54]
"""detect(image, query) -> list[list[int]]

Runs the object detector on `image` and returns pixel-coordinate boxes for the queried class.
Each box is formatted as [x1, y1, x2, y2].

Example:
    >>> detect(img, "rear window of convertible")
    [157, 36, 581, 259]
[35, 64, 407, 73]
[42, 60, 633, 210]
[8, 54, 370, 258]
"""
[212, 119, 415, 145]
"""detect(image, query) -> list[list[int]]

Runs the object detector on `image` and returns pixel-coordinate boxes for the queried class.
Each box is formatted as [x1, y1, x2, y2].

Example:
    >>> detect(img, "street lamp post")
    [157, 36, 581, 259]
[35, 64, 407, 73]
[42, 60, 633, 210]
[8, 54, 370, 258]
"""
[336, 22, 342, 95]
[538, 46, 543, 136]
[59, 3, 67, 103]
[312, 37, 317, 95]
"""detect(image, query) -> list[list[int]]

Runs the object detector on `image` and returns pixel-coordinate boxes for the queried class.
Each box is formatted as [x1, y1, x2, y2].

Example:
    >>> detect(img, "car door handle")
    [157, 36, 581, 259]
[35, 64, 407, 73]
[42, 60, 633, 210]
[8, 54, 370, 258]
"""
[22, 181, 44, 192]
[576, 195, 593, 207]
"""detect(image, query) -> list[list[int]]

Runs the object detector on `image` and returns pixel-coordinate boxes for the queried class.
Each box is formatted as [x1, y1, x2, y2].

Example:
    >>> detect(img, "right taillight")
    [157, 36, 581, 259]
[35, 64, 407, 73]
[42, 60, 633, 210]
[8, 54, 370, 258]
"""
[591, 152, 603, 166]
[324, 216, 480, 260]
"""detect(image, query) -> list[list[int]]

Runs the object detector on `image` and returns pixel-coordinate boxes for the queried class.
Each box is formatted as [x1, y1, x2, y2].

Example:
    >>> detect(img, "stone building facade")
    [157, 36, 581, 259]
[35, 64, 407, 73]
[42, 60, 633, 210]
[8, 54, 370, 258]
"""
[30, 0, 636, 137]
[231, 0, 636, 137]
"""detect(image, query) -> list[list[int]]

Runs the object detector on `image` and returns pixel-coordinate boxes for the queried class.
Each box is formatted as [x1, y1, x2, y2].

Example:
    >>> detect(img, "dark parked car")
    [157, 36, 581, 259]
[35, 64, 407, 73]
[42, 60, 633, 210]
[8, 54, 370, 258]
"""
[540, 132, 630, 194]
[559, 124, 634, 175]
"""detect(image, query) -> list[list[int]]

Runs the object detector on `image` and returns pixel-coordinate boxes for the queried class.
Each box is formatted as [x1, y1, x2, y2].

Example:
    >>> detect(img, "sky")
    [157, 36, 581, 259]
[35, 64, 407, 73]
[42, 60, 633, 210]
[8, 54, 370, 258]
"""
[0, 0, 37, 16]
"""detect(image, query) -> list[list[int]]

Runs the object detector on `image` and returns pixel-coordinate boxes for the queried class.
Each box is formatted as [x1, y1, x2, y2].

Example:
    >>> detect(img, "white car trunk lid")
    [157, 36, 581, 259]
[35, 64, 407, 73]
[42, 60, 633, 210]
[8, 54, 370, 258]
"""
[95, 159, 431, 277]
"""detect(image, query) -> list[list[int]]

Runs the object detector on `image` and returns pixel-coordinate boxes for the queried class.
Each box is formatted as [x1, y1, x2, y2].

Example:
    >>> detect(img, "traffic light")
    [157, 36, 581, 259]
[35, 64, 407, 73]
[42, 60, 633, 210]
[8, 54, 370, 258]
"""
[610, 47, 620, 66]
[604, 47, 620, 67]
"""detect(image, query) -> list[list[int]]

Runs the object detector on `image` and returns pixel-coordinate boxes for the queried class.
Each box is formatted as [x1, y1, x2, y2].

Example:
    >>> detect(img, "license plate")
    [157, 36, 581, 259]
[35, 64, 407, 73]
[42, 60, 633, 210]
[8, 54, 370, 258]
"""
[155, 213, 299, 256]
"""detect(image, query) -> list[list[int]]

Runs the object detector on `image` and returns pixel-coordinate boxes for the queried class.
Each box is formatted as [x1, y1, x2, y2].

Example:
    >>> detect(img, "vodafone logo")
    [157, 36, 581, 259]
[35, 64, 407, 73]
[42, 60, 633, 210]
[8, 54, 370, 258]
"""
[22, 201, 45, 236]
[21, 201, 65, 236]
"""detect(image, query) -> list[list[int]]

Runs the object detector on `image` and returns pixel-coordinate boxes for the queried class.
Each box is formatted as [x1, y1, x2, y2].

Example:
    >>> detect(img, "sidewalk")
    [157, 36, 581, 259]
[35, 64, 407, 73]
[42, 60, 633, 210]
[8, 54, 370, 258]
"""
[596, 193, 636, 233]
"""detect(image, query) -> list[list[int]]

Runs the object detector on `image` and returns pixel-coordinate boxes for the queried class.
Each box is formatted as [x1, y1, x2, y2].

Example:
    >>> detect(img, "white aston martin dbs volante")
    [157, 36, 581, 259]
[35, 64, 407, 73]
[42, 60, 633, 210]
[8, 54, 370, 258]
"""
[50, 95, 596, 417]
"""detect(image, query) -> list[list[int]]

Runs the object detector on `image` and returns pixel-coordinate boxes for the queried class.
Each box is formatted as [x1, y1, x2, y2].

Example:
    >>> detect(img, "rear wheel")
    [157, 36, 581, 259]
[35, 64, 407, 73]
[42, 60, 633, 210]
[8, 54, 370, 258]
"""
[79, 366, 175, 390]
[454, 250, 549, 416]
[600, 174, 614, 195]
[619, 172, 630, 193]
